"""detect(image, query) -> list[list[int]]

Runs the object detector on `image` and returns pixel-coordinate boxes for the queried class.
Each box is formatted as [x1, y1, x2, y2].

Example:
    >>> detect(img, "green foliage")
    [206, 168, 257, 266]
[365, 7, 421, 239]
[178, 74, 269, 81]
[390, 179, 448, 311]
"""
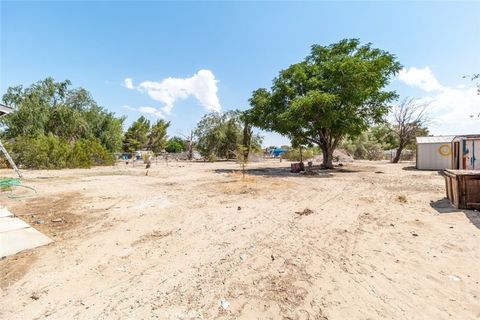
[195, 111, 262, 159]
[122, 116, 150, 152]
[68, 138, 115, 168]
[247, 39, 402, 168]
[341, 131, 385, 160]
[1, 78, 123, 169]
[165, 136, 187, 153]
[340, 122, 428, 161]
[284, 148, 317, 162]
[123, 117, 171, 154]
[370, 123, 398, 150]
[404, 124, 429, 152]
[1, 78, 125, 152]
[147, 119, 170, 153]
[6, 134, 114, 169]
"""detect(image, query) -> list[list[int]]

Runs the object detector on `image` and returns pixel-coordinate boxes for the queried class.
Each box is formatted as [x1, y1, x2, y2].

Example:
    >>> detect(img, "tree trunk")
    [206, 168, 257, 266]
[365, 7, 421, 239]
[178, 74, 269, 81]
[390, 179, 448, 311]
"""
[320, 144, 334, 169]
[392, 144, 404, 163]
[242, 123, 252, 160]
[187, 130, 193, 160]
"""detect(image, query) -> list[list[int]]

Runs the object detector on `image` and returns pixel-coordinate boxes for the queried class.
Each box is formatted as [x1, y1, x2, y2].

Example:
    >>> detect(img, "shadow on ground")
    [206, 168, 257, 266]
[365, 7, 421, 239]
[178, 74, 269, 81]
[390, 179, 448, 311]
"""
[214, 167, 329, 178]
[430, 197, 480, 230]
[213, 166, 360, 178]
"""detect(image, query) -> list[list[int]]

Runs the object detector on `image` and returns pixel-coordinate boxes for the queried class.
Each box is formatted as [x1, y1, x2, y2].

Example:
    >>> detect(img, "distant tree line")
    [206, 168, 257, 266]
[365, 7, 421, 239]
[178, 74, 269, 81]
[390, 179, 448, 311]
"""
[1, 39, 440, 169]
[0, 79, 263, 169]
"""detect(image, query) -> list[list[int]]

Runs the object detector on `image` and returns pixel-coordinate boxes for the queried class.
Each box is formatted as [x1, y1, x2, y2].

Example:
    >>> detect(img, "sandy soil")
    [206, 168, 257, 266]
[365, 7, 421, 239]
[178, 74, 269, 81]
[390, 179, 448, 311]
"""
[0, 160, 479, 320]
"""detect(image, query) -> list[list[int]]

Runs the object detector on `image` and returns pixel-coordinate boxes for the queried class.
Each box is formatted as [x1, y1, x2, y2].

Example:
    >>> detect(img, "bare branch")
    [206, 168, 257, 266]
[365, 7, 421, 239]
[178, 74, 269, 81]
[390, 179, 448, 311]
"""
[390, 97, 430, 163]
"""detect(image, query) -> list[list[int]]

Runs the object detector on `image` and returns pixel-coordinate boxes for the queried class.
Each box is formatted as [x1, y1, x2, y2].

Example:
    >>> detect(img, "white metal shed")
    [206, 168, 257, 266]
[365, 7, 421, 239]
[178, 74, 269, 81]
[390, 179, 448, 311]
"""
[416, 136, 454, 170]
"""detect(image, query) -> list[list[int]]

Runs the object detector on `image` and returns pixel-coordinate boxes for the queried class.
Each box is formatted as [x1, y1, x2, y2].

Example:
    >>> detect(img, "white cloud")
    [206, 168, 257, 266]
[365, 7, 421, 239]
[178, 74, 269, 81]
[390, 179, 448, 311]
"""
[123, 78, 134, 89]
[397, 67, 480, 135]
[398, 67, 444, 92]
[123, 69, 221, 114]
[122, 105, 165, 118]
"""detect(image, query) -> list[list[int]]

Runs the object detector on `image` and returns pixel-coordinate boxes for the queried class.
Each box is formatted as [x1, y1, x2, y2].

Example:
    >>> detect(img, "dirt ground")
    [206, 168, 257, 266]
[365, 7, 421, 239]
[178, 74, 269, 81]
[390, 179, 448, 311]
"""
[1, 160, 479, 320]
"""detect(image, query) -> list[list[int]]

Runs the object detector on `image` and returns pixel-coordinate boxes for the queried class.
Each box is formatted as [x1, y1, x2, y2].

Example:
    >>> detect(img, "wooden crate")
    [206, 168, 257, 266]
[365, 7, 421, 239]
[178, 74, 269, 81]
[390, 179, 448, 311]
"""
[444, 170, 480, 209]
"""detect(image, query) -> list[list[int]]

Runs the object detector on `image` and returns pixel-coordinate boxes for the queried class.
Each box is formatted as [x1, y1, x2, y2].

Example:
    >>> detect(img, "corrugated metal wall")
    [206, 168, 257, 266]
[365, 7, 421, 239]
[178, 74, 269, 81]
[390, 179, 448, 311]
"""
[416, 143, 452, 170]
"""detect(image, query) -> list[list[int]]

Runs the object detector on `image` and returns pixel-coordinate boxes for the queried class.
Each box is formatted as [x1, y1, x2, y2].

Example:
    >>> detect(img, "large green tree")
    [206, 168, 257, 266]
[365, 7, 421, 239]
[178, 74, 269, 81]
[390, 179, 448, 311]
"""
[1, 78, 124, 152]
[1, 78, 123, 168]
[165, 136, 187, 153]
[147, 119, 170, 153]
[248, 39, 402, 168]
[194, 110, 262, 160]
[122, 116, 150, 152]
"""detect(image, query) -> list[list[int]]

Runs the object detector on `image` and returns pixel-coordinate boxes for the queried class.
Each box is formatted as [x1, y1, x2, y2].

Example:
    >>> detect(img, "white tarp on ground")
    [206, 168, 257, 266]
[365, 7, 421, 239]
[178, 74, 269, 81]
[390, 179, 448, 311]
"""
[0, 207, 52, 257]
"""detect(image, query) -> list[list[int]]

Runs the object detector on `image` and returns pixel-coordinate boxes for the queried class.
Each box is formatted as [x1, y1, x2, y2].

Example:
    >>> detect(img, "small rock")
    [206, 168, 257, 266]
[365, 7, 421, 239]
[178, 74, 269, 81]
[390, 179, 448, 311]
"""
[237, 206, 241, 211]
[51, 218, 62, 223]
[30, 293, 40, 300]
[271, 254, 275, 261]
[412, 233, 418, 237]
[35, 220, 44, 225]
[239, 254, 247, 261]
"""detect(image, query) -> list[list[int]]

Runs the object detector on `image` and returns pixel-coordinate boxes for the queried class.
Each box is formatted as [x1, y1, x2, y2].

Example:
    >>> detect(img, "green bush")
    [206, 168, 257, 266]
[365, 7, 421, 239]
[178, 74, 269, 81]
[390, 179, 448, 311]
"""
[165, 136, 187, 153]
[7, 134, 114, 169]
[341, 131, 386, 161]
[69, 138, 115, 168]
[284, 148, 316, 161]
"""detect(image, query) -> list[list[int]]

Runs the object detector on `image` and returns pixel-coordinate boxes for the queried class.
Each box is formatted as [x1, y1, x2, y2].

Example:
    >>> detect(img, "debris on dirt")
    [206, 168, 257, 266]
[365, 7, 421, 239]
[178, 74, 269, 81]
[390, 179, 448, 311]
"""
[375, 171, 385, 174]
[390, 223, 395, 227]
[397, 195, 407, 203]
[239, 253, 247, 261]
[449, 275, 461, 281]
[35, 220, 44, 225]
[237, 206, 241, 211]
[219, 298, 230, 310]
[30, 293, 40, 300]
[295, 208, 314, 216]
[411, 233, 418, 237]
[271, 254, 275, 261]
[51, 218, 62, 223]
[291, 162, 305, 173]
[301, 161, 319, 176]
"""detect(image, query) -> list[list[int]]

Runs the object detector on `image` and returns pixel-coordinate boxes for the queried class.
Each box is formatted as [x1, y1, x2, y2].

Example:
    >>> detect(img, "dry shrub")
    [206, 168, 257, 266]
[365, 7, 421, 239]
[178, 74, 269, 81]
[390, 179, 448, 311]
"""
[397, 195, 407, 203]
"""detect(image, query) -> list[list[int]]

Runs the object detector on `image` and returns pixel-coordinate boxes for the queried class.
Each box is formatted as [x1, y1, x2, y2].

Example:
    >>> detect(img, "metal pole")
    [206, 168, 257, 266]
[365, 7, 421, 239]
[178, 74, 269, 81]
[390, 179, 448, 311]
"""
[0, 139, 22, 178]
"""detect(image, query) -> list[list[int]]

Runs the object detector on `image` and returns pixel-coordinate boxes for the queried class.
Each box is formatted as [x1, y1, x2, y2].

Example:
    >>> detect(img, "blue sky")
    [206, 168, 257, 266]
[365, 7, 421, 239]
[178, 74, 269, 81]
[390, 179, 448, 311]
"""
[1, 1, 479, 146]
